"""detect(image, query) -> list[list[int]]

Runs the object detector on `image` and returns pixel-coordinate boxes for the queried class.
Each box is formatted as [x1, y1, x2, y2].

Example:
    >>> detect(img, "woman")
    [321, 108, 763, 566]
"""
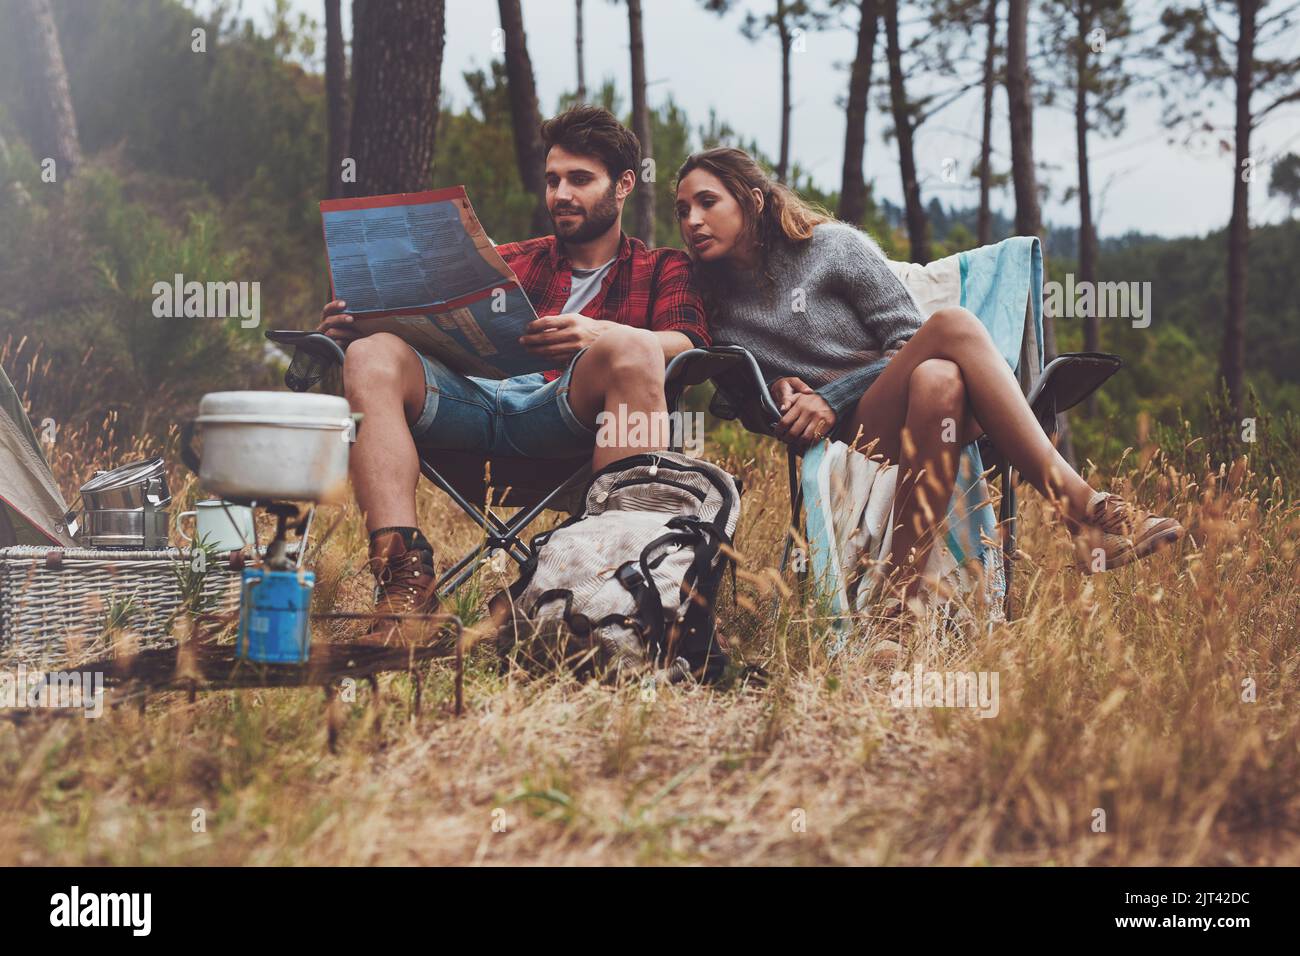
[674, 147, 1183, 616]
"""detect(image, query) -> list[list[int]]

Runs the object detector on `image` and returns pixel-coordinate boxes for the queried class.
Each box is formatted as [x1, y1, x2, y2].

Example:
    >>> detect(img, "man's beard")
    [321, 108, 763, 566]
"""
[550, 183, 619, 243]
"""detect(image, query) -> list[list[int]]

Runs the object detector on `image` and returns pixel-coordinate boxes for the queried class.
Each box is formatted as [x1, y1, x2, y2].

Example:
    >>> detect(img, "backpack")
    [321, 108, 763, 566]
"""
[490, 451, 741, 685]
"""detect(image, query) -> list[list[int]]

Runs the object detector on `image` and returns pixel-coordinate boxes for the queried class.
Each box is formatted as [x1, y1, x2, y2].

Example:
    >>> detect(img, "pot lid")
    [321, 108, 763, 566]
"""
[80, 457, 167, 494]
[196, 390, 351, 419]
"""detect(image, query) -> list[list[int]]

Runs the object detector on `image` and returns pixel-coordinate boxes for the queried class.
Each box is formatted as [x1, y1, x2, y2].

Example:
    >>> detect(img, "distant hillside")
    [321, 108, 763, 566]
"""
[875, 196, 1167, 261]
[1091, 219, 1300, 400]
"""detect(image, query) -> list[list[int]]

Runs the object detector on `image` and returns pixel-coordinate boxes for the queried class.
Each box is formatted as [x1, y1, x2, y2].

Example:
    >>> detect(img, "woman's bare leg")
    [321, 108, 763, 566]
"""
[891, 361, 971, 601]
[843, 305, 1094, 516]
[838, 306, 1097, 599]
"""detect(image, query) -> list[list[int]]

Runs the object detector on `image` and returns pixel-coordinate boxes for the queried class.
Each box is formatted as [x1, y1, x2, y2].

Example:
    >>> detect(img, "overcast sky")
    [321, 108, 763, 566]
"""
[254, 0, 1300, 238]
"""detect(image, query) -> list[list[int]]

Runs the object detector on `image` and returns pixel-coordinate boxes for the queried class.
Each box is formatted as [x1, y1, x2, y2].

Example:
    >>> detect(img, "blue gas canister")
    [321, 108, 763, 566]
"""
[236, 567, 314, 663]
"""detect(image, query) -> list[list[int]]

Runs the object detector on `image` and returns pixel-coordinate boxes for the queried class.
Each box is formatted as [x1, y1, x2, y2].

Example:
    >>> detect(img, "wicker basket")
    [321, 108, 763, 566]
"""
[0, 546, 243, 665]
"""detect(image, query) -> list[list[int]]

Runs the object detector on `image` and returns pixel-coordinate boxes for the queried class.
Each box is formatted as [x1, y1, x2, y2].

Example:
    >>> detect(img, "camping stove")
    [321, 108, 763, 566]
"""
[234, 502, 315, 664]
[180, 389, 359, 664]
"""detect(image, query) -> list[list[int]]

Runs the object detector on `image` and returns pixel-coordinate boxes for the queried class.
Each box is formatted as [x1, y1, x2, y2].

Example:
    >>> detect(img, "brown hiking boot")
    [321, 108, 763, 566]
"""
[1075, 491, 1184, 573]
[365, 531, 440, 644]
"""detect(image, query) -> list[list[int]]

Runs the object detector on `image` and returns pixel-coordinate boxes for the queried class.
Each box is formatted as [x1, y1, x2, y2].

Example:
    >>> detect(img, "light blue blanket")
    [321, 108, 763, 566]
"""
[802, 236, 1043, 618]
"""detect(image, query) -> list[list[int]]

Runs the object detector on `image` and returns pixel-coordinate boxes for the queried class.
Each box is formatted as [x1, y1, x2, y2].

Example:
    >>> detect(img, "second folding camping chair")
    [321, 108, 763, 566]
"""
[662, 345, 1121, 620]
[658, 232, 1124, 621]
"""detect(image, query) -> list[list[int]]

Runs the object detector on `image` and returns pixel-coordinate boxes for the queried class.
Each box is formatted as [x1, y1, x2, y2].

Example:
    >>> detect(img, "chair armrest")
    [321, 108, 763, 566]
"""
[1026, 351, 1122, 419]
[980, 351, 1123, 475]
[664, 346, 782, 433]
[265, 331, 347, 393]
[265, 330, 347, 366]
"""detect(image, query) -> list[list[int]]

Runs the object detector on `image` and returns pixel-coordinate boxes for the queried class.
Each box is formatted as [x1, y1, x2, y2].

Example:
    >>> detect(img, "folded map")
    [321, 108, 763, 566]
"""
[320, 186, 553, 379]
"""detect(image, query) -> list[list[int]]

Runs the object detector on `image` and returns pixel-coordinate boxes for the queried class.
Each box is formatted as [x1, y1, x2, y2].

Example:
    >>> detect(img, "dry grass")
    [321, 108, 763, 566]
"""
[1, 416, 1298, 866]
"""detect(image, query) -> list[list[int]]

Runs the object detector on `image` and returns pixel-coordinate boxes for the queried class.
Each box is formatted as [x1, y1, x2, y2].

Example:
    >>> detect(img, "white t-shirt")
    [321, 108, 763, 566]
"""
[562, 257, 616, 314]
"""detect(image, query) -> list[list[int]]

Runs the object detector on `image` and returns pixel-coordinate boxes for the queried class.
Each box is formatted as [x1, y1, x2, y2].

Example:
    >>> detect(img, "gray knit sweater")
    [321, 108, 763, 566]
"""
[706, 221, 923, 418]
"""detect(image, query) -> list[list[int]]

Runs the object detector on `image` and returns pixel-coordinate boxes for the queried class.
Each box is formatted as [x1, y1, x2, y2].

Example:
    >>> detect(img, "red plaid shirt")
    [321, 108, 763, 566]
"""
[494, 232, 710, 380]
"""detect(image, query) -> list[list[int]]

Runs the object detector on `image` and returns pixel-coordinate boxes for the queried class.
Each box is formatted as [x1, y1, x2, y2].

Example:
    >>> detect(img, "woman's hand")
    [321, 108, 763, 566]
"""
[771, 376, 836, 448]
[317, 299, 363, 343]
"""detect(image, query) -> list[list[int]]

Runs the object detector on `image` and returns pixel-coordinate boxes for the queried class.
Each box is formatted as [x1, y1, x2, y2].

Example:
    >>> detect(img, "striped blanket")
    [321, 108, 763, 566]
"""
[801, 236, 1044, 644]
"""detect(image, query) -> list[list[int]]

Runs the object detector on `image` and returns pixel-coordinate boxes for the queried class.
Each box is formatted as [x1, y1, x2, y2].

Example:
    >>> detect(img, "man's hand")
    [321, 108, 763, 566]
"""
[771, 376, 836, 449]
[518, 313, 614, 360]
[770, 375, 814, 412]
[317, 299, 363, 344]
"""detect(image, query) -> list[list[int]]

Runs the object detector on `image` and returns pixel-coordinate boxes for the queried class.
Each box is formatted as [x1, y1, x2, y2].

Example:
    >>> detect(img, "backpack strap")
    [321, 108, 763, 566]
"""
[625, 528, 702, 661]
[605, 561, 656, 647]
[663, 517, 730, 675]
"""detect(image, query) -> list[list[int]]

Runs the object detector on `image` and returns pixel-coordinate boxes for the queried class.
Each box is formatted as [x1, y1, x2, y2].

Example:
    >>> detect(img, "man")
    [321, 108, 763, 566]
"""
[316, 106, 709, 640]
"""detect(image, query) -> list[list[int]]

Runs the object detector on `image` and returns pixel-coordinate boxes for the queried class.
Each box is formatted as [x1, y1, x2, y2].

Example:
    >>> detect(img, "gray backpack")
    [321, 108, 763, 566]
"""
[490, 452, 741, 684]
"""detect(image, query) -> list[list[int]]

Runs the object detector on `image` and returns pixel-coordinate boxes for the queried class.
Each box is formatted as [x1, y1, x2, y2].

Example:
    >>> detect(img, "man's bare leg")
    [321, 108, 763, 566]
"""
[564, 327, 669, 471]
[341, 332, 428, 531]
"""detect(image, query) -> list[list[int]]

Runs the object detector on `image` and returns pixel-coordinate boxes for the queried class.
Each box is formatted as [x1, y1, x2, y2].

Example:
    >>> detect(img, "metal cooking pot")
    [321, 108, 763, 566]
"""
[70, 457, 173, 548]
[80, 457, 170, 511]
[79, 507, 172, 549]
[181, 391, 357, 505]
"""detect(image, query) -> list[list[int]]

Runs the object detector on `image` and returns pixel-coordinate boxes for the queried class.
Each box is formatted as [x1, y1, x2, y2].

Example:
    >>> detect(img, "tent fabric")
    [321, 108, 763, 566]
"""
[0, 363, 76, 547]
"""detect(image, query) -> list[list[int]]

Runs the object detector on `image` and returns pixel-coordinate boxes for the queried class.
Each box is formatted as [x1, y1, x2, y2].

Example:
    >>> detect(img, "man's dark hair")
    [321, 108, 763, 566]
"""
[540, 105, 641, 182]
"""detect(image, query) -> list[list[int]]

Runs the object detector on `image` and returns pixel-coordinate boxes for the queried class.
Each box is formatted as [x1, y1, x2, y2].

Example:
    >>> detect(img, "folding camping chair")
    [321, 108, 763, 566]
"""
[660, 344, 1122, 620]
[265, 329, 739, 601]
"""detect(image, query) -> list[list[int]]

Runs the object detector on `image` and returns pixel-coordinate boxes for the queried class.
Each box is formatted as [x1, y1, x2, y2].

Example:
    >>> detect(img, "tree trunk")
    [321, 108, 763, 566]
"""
[839, 0, 878, 227]
[575, 0, 587, 103]
[1223, 0, 1257, 417]
[1075, 0, 1100, 412]
[17, 0, 82, 180]
[977, 0, 997, 246]
[777, 2, 793, 185]
[628, 0, 655, 244]
[351, 0, 366, 108]
[885, 0, 929, 263]
[347, 0, 445, 196]
[324, 0, 349, 200]
[497, 0, 551, 235]
[1007, 0, 1072, 459]
[1005, 0, 1041, 239]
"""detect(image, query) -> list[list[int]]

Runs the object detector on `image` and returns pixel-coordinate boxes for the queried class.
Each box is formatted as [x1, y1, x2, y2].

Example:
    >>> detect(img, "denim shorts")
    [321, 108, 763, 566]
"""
[406, 346, 598, 458]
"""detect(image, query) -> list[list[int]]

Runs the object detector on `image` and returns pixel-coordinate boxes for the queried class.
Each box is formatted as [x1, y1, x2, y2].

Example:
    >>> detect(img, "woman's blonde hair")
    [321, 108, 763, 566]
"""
[675, 147, 833, 295]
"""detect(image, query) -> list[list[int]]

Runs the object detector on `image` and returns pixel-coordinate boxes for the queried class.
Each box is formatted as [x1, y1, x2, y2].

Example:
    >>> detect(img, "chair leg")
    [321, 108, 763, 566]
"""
[439, 552, 491, 597]
[435, 539, 494, 594]
[437, 480, 578, 597]
[419, 458, 588, 601]
[779, 446, 805, 579]
[779, 533, 794, 572]
[419, 461, 531, 565]
[1000, 462, 1017, 621]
